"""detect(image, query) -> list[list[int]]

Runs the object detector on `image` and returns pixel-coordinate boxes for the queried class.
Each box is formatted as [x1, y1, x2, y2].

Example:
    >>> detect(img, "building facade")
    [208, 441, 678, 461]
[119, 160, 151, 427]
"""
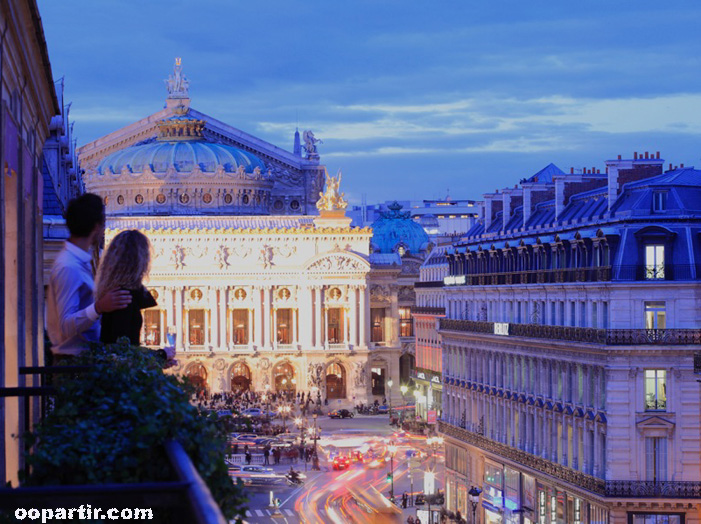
[438, 155, 701, 523]
[0, 0, 64, 485]
[413, 244, 449, 423]
[77, 61, 403, 406]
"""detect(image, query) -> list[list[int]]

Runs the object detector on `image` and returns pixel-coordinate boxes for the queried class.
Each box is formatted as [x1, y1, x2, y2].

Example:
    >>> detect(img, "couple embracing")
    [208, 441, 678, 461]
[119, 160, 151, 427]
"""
[46, 193, 174, 363]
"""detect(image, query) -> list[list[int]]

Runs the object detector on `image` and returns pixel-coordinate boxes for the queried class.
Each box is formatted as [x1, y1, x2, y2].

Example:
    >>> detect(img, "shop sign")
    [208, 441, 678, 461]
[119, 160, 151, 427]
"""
[443, 275, 466, 285]
[494, 322, 510, 336]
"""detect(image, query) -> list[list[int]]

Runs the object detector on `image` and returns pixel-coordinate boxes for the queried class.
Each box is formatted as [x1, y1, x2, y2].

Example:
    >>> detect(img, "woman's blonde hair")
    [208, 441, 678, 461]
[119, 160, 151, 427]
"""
[95, 229, 151, 300]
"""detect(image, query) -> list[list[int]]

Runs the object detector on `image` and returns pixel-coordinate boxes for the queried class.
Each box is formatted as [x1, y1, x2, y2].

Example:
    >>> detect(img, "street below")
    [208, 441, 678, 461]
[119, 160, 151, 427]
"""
[237, 415, 444, 524]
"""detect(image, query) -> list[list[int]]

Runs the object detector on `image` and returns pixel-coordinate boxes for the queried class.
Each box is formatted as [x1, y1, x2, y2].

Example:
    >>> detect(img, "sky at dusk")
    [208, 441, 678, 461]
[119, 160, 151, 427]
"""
[38, 1, 701, 205]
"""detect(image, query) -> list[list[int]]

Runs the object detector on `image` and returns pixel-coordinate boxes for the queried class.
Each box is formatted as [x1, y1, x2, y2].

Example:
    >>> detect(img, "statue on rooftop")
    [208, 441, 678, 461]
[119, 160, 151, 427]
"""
[303, 130, 322, 157]
[165, 57, 190, 99]
[316, 169, 348, 212]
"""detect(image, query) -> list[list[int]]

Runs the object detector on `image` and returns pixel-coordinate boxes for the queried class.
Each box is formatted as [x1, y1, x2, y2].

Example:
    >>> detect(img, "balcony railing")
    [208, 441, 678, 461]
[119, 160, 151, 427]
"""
[444, 266, 612, 286]
[438, 421, 606, 495]
[415, 281, 445, 288]
[443, 264, 701, 286]
[412, 307, 446, 316]
[439, 422, 701, 499]
[0, 366, 229, 523]
[605, 480, 701, 499]
[439, 319, 701, 345]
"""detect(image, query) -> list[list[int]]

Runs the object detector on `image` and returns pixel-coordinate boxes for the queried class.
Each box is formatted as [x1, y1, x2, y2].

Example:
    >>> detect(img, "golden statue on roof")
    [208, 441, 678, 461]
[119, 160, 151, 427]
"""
[316, 169, 348, 212]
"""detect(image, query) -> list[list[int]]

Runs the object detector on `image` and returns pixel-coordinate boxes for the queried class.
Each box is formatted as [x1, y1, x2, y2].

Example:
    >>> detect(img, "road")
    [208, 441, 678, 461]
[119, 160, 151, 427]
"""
[237, 416, 444, 524]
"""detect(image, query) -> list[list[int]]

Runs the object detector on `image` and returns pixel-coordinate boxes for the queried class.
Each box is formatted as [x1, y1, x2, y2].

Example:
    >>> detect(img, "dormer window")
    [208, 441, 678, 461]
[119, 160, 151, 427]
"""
[653, 191, 667, 212]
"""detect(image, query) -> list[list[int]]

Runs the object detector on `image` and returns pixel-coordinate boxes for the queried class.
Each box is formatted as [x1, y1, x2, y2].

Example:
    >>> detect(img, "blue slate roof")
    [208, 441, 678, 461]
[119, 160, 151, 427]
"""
[371, 201, 430, 255]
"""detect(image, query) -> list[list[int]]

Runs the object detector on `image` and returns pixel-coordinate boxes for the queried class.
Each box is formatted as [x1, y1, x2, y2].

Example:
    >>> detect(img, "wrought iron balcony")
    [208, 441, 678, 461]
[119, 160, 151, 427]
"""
[605, 480, 701, 499]
[412, 307, 446, 316]
[443, 264, 701, 287]
[439, 421, 701, 499]
[439, 319, 701, 346]
[438, 421, 606, 495]
[415, 280, 445, 288]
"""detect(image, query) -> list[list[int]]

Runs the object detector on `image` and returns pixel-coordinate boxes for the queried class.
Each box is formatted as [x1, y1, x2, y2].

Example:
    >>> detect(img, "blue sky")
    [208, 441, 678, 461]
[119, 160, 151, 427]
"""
[38, 1, 701, 204]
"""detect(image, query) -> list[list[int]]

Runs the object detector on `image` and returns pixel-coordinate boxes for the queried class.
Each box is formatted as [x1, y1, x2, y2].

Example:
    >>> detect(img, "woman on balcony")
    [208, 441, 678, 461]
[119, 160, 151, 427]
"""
[96, 230, 174, 364]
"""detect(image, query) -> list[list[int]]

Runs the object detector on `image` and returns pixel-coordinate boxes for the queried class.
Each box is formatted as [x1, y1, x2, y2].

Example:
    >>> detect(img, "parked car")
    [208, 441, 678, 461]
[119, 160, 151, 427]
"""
[241, 408, 263, 417]
[377, 405, 389, 415]
[329, 409, 354, 419]
[241, 465, 274, 474]
[332, 455, 351, 471]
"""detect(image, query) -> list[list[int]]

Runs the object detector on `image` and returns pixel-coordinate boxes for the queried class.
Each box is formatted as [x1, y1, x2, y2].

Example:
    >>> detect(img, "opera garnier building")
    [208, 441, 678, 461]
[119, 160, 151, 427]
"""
[77, 59, 402, 404]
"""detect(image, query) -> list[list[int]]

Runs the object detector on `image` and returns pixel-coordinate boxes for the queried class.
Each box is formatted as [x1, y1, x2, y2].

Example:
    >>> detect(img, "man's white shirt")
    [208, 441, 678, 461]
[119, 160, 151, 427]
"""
[46, 241, 100, 355]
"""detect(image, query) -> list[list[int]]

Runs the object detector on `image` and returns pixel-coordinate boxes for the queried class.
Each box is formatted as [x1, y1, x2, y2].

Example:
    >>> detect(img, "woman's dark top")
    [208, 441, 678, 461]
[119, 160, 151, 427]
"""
[100, 286, 157, 345]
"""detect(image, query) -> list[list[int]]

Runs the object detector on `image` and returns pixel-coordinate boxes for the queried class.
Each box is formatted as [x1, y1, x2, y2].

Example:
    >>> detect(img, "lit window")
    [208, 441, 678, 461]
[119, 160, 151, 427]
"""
[327, 308, 344, 344]
[644, 301, 666, 329]
[188, 309, 206, 345]
[232, 309, 248, 345]
[645, 245, 665, 279]
[277, 308, 292, 344]
[371, 308, 385, 342]
[652, 191, 667, 212]
[371, 367, 385, 395]
[399, 307, 413, 337]
[644, 369, 667, 411]
[143, 310, 161, 346]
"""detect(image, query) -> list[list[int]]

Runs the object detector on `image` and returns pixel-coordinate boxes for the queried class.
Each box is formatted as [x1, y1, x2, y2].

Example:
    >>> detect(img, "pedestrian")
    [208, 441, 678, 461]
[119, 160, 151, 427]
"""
[402, 492, 408, 508]
[263, 446, 270, 465]
[46, 193, 132, 361]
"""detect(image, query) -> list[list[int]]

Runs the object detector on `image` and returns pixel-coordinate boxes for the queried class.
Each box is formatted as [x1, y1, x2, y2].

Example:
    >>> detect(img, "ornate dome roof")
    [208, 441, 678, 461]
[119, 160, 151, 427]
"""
[371, 201, 430, 255]
[85, 108, 276, 216]
[97, 113, 266, 176]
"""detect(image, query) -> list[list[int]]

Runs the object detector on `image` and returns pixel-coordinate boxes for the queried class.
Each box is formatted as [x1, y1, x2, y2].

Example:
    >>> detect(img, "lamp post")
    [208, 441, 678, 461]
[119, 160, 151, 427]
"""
[400, 384, 408, 426]
[414, 389, 421, 423]
[387, 441, 397, 502]
[469, 486, 482, 524]
[295, 417, 307, 472]
[278, 404, 290, 432]
[387, 379, 394, 424]
[427, 436, 444, 469]
[264, 384, 271, 421]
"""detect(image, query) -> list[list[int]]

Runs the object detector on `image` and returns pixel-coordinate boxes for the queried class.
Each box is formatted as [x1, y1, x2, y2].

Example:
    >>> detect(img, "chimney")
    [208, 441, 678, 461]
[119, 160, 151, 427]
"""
[555, 176, 566, 219]
[484, 195, 493, 230]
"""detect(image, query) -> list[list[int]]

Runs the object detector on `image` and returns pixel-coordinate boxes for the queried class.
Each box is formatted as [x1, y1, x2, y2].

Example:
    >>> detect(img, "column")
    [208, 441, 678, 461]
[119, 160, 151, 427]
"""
[561, 414, 568, 466]
[315, 286, 323, 349]
[262, 286, 271, 349]
[299, 286, 312, 349]
[175, 288, 183, 351]
[350, 286, 358, 347]
[292, 308, 298, 347]
[360, 284, 370, 348]
[159, 309, 166, 346]
[593, 424, 601, 477]
[184, 308, 190, 351]
[390, 286, 399, 344]
[254, 286, 263, 349]
[324, 307, 329, 349]
[572, 420, 580, 470]
[219, 288, 227, 351]
[247, 308, 253, 350]
[273, 307, 278, 349]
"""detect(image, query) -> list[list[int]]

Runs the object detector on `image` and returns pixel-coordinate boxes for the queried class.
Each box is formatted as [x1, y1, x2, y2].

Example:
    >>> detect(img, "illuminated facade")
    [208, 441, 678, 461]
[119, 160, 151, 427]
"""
[77, 60, 402, 405]
[438, 156, 701, 523]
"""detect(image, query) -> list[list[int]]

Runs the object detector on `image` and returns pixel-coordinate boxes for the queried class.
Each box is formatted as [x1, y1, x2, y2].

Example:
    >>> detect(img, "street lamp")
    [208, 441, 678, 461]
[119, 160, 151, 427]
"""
[278, 404, 291, 432]
[469, 486, 482, 524]
[387, 440, 397, 502]
[387, 379, 394, 424]
[294, 417, 307, 472]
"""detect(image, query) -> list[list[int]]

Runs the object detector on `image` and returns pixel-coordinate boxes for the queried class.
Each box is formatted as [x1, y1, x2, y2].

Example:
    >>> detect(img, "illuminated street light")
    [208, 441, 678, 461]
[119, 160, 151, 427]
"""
[387, 440, 397, 502]
[387, 379, 394, 423]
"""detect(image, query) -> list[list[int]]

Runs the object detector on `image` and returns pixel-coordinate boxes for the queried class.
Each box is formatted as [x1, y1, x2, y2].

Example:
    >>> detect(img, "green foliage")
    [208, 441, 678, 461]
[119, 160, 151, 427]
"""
[23, 339, 246, 520]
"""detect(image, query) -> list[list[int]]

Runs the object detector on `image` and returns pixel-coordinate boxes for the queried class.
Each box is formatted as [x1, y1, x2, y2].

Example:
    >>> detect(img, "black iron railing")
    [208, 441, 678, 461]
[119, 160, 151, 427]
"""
[412, 307, 446, 315]
[443, 264, 701, 286]
[605, 480, 701, 498]
[0, 366, 228, 523]
[439, 319, 701, 345]
[415, 281, 444, 288]
[439, 422, 701, 499]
